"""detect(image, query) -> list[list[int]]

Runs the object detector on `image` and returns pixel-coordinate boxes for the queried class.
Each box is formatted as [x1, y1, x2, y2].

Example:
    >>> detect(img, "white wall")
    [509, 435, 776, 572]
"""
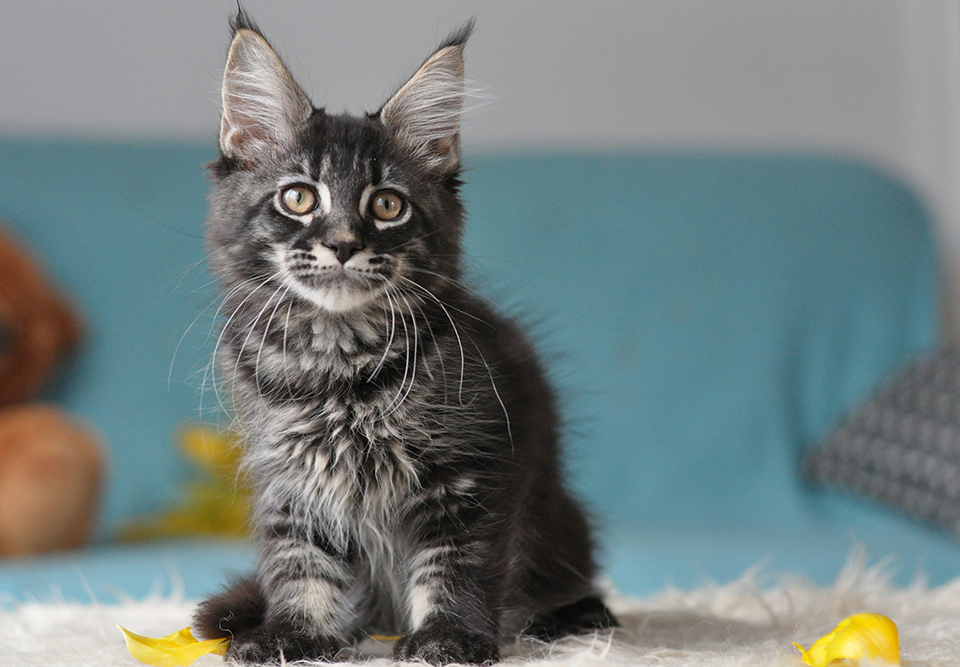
[2, 0, 960, 336]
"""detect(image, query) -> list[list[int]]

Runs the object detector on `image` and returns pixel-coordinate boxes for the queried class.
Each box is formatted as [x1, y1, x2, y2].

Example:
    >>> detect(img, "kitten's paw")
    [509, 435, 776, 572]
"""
[523, 596, 619, 641]
[227, 626, 344, 664]
[394, 621, 499, 665]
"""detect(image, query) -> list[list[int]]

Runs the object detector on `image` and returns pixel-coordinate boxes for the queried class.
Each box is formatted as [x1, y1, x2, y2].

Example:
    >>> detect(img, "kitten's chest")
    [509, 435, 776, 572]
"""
[232, 309, 447, 519]
[250, 390, 424, 519]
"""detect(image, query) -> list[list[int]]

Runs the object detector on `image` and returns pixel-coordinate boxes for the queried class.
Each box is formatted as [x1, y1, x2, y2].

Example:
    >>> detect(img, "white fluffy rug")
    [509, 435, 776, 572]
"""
[4, 556, 960, 666]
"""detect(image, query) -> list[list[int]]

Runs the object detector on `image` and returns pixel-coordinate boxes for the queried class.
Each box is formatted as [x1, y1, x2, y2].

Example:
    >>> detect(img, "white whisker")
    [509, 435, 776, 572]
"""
[381, 287, 413, 416]
[281, 299, 295, 397]
[396, 276, 466, 405]
[382, 290, 421, 418]
[470, 340, 514, 447]
[233, 280, 288, 391]
[370, 286, 398, 381]
[255, 284, 292, 389]
[210, 272, 283, 415]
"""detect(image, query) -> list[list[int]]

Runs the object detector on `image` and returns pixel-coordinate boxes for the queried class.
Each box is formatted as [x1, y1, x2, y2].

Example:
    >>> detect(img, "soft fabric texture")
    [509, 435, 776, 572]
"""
[807, 347, 960, 533]
[4, 557, 960, 666]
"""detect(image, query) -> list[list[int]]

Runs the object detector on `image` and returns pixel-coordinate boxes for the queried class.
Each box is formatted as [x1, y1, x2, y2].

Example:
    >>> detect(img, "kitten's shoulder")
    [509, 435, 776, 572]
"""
[451, 288, 543, 365]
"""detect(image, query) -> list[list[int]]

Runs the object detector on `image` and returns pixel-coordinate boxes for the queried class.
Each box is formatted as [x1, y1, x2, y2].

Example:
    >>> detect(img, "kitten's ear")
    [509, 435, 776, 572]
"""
[219, 16, 312, 164]
[379, 22, 473, 175]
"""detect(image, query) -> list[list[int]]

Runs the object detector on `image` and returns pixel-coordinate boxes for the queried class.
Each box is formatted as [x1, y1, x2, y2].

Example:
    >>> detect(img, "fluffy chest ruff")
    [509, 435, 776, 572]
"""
[249, 396, 423, 543]
[225, 297, 484, 551]
[218, 297, 505, 641]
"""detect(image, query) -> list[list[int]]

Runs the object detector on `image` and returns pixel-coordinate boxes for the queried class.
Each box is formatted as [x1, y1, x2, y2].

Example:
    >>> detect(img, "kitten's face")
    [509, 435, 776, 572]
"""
[208, 17, 469, 314]
[209, 115, 460, 313]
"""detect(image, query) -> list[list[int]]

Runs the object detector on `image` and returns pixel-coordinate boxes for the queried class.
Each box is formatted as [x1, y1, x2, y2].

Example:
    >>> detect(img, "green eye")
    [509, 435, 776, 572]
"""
[280, 185, 318, 215]
[370, 190, 404, 222]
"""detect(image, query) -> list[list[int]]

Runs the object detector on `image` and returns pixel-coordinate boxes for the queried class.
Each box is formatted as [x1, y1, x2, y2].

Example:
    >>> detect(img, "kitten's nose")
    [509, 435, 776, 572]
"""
[324, 239, 363, 265]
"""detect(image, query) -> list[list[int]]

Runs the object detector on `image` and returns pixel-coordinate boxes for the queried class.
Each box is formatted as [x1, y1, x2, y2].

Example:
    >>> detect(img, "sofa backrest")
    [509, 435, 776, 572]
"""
[0, 142, 937, 538]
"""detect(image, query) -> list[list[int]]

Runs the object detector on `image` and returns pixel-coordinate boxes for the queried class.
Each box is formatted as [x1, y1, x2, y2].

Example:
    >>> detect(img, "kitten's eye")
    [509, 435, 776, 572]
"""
[370, 190, 405, 222]
[280, 185, 318, 215]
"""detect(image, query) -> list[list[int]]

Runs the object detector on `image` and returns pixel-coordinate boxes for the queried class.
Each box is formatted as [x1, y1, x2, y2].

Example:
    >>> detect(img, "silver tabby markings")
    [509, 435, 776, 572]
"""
[193, 11, 616, 666]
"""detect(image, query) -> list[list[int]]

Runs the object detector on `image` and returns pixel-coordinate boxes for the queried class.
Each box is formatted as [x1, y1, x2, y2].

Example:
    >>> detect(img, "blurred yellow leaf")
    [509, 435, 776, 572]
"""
[180, 425, 242, 469]
[118, 625, 228, 667]
[120, 425, 251, 541]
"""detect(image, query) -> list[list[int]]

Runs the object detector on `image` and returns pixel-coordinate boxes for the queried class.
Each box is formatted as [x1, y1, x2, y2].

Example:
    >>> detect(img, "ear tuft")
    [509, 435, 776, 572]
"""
[229, 5, 258, 34]
[379, 21, 474, 174]
[219, 17, 312, 164]
[437, 18, 474, 52]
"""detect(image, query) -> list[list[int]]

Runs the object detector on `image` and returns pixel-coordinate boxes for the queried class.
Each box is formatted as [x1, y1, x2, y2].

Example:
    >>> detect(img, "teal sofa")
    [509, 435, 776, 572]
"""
[0, 141, 954, 604]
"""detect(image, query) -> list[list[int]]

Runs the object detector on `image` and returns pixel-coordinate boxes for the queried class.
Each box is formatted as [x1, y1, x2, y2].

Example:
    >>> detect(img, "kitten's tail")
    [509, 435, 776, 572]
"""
[193, 575, 266, 641]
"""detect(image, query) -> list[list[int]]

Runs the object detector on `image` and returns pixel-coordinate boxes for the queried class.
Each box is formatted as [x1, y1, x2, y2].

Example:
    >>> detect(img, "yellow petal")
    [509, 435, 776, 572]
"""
[118, 626, 229, 667]
[793, 613, 900, 666]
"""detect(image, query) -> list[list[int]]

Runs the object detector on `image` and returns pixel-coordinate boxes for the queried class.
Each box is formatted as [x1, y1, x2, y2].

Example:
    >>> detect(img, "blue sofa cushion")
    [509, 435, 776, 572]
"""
[462, 153, 936, 531]
[0, 142, 953, 600]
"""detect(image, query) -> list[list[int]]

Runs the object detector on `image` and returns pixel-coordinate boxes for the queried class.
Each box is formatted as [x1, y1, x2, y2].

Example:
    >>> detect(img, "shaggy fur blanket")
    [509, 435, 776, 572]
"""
[3, 556, 959, 666]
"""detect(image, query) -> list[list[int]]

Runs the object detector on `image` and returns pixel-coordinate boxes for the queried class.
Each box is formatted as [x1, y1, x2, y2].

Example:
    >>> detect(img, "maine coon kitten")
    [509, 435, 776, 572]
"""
[193, 13, 617, 665]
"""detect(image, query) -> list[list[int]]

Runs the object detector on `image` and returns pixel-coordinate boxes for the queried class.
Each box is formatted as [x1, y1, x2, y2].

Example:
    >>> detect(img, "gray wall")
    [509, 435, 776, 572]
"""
[0, 1, 927, 157]
[4, 0, 960, 335]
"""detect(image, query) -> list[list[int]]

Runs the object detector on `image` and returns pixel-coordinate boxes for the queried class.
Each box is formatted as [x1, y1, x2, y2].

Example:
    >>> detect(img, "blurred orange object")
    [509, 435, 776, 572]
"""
[0, 404, 101, 555]
[0, 224, 102, 556]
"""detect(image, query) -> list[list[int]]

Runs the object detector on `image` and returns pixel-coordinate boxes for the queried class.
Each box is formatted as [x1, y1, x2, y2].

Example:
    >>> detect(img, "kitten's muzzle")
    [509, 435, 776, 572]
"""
[324, 239, 363, 265]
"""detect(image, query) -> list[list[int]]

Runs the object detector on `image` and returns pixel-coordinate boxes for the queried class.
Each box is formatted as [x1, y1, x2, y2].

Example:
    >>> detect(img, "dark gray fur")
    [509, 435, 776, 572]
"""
[193, 13, 616, 665]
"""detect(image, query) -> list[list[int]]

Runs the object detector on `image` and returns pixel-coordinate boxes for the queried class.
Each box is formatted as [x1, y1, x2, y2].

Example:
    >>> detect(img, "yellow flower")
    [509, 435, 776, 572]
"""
[793, 613, 900, 666]
[118, 626, 229, 667]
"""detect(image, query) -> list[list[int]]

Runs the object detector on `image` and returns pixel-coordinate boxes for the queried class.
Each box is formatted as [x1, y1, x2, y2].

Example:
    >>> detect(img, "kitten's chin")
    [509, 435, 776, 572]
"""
[287, 279, 379, 313]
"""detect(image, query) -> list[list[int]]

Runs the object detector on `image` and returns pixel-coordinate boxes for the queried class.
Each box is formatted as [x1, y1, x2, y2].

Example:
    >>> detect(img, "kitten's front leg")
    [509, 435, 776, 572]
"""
[229, 521, 356, 664]
[395, 537, 501, 665]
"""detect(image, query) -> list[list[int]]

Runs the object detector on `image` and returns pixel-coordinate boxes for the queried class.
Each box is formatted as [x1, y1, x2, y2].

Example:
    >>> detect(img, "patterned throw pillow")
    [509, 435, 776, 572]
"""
[804, 348, 960, 533]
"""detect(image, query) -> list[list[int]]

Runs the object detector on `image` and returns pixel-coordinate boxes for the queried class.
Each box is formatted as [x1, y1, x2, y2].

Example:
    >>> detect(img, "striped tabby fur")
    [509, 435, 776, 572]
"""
[193, 12, 616, 665]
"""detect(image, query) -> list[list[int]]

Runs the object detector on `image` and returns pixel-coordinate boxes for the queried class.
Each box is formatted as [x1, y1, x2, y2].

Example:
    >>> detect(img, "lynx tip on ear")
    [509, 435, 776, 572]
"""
[379, 20, 475, 175]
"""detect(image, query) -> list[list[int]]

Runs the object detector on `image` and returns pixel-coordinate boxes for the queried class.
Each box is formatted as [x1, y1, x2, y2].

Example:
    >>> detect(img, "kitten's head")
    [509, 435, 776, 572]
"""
[207, 13, 471, 314]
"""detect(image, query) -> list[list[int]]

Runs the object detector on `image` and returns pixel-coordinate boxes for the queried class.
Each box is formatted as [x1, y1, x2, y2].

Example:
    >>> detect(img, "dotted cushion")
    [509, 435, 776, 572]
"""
[805, 349, 960, 533]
